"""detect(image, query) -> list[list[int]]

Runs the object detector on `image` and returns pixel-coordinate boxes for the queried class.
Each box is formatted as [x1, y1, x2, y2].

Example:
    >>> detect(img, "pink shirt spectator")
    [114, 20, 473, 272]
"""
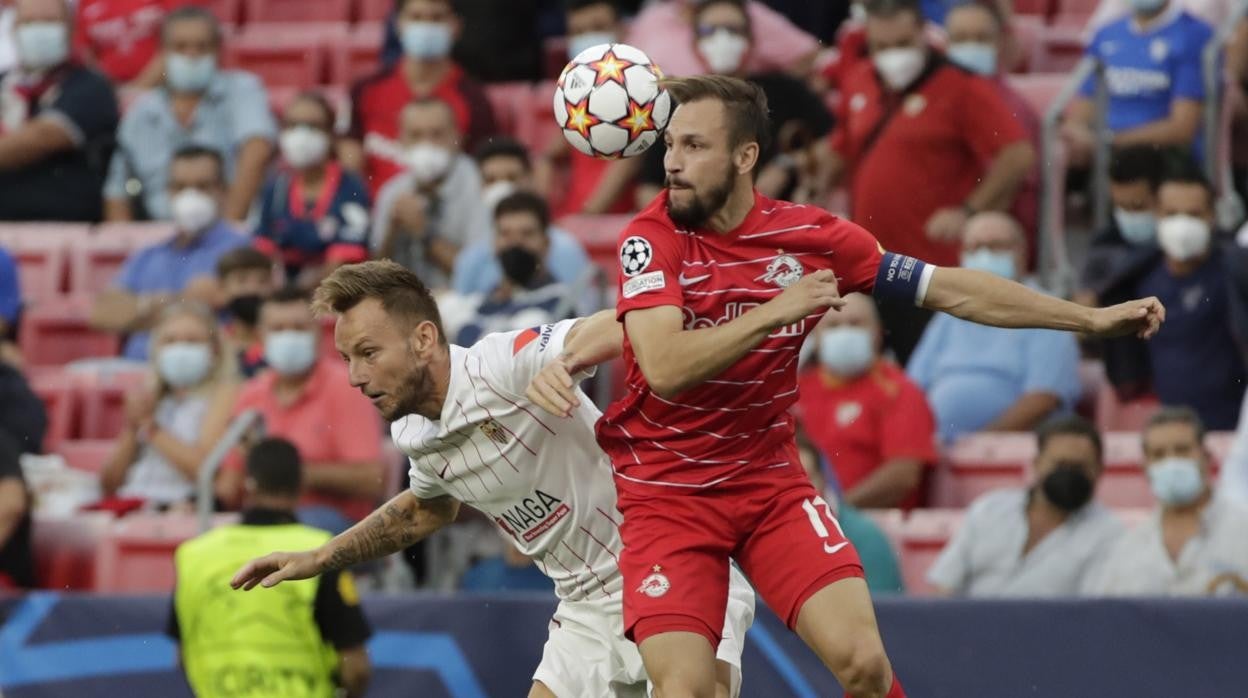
[625, 0, 819, 77]
[228, 356, 382, 521]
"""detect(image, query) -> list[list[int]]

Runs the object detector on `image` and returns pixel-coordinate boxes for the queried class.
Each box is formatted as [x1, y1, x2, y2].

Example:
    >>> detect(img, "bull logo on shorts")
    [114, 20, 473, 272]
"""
[638, 565, 671, 598]
[757, 254, 803, 289]
[479, 419, 509, 445]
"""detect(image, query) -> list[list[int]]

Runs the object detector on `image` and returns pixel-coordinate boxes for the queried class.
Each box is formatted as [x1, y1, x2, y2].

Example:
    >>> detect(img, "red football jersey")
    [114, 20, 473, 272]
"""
[598, 190, 886, 489]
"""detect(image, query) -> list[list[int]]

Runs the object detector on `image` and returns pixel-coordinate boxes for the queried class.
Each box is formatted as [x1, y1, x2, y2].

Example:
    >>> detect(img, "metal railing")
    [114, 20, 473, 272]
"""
[1038, 56, 1106, 296]
[1204, 1, 1248, 230]
[196, 409, 264, 533]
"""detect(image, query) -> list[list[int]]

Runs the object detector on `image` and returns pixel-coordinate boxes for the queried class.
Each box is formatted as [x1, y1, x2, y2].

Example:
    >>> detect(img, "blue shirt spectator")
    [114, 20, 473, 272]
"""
[460, 552, 555, 593]
[907, 213, 1082, 443]
[102, 6, 276, 222]
[0, 247, 18, 339]
[1073, 3, 1213, 162]
[0, 0, 118, 222]
[257, 93, 371, 285]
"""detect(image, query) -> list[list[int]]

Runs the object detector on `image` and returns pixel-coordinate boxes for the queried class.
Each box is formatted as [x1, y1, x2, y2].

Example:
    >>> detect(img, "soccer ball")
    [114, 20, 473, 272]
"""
[553, 43, 671, 159]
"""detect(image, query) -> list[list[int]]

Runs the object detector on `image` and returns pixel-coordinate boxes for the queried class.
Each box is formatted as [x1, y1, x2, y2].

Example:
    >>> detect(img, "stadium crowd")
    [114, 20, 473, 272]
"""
[1, 0, 1248, 612]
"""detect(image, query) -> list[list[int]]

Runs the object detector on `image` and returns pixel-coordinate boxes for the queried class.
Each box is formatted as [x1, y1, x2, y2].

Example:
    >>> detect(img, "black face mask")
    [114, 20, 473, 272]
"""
[226, 294, 263, 327]
[1039, 462, 1094, 513]
[498, 246, 541, 287]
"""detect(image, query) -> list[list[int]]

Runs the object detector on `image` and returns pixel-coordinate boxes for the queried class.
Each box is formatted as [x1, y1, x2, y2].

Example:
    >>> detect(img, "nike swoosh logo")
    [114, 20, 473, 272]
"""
[678, 273, 711, 287]
[824, 541, 849, 555]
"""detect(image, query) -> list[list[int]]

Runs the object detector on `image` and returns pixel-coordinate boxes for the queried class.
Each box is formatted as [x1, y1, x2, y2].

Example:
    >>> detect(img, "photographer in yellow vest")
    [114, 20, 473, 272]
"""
[167, 437, 372, 697]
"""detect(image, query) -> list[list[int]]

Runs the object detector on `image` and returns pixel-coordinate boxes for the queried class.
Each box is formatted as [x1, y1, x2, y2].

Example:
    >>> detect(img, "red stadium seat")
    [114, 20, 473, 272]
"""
[68, 236, 134, 296]
[484, 82, 539, 149]
[1031, 25, 1085, 73]
[19, 295, 121, 368]
[94, 221, 176, 248]
[1095, 386, 1158, 432]
[96, 513, 240, 592]
[224, 32, 330, 89]
[184, 0, 243, 26]
[329, 23, 386, 86]
[249, 0, 351, 23]
[930, 433, 1032, 507]
[1006, 73, 1068, 120]
[555, 214, 632, 277]
[1054, 0, 1100, 24]
[58, 439, 116, 474]
[899, 509, 963, 595]
[27, 370, 79, 451]
[32, 512, 112, 590]
[543, 36, 570, 80]
[78, 370, 150, 441]
[529, 80, 563, 155]
[3, 240, 66, 301]
[355, 0, 394, 23]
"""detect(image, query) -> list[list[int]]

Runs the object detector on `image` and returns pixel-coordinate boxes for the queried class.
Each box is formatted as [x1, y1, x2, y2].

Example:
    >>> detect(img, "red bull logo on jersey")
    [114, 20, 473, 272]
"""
[637, 565, 671, 598]
[479, 419, 509, 445]
[756, 254, 803, 288]
[683, 302, 804, 338]
[497, 489, 571, 543]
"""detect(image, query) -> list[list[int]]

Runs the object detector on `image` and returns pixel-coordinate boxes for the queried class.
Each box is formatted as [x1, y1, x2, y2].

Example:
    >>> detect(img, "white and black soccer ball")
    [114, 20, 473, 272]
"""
[620, 236, 653, 277]
[553, 43, 671, 159]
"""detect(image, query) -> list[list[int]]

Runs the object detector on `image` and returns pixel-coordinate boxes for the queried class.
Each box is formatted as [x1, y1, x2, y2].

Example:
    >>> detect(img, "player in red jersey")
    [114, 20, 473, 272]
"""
[529, 75, 1164, 698]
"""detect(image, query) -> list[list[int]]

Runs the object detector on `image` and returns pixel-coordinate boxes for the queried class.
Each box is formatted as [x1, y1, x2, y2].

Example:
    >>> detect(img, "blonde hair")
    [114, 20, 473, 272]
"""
[312, 260, 447, 344]
[149, 301, 238, 397]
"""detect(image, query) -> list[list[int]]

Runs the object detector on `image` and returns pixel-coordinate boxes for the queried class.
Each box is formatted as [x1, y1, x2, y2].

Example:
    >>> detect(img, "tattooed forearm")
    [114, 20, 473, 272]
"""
[318, 492, 458, 572]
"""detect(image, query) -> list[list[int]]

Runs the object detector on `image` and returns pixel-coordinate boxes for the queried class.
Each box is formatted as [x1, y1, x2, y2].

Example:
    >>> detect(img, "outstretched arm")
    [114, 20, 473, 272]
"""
[525, 309, 624, 417]
[921, 266, 1165, 339]
[231, 490, 459, 589]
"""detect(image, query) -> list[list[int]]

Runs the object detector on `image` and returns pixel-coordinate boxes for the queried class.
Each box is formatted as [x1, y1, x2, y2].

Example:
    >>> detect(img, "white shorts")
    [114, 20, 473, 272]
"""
[533, 565, 756, 698]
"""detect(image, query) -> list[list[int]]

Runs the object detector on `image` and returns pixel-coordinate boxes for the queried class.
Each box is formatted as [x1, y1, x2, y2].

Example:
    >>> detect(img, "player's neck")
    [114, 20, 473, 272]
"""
[706, 182, 756, 234]
[413, 345, 453, 421]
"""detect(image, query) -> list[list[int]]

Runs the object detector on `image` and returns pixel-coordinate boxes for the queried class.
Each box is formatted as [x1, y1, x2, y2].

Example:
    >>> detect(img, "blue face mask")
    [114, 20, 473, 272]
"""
[156, 342, 213, 389]
[1148, 457, 1205, 506]
[166, 53, 216, 93]
[947, 42, 997, 76]
[567, 32, 616, 61]
[1114, 208, 1157, 246]
[401, 22, 453, 60]
[264, 330, 319, 376]
[1129, 0, 1167, 13]
[817, 327, 875, 377]
[961, 248, 1017, 280]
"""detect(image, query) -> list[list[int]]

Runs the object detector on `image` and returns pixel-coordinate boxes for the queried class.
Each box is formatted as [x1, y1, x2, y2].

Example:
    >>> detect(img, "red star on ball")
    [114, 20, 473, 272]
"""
[590, 49, 635, 87]
[621, 99, 655, 141]
[564, 97, 601, 140]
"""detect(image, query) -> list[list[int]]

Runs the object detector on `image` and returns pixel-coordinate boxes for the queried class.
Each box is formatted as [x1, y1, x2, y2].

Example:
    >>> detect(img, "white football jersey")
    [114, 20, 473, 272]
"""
[392, 320, 624, 602]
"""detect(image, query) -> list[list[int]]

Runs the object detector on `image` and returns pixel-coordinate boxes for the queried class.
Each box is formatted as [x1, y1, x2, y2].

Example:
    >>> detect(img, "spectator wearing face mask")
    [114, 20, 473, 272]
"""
[0, 0, 119, 222]
[91, 145, 248, 361]
[453, 192, 576, 347]
[634, 0, 834, 205]
[345, 0, 495, 195]
[908, 212, 1082, 444]
[535, 0, 640, 218]
[796, 293, 937, 510]
[452, 138, 590, 296]
[215, 247, 277, 379]
[74, 0, 171, 89]
[1063, 0, 1213, 167]
[215, 287, 385, 534]
[626, 0, 820, 78]
[1100, 168, 1248, 429]
[100, 302, 239, 508]
[371, 97, 483, 289]
[255, 92, 371, 288]
[929, 416, 1124, 597]
[103, 6, 276, 222]
[1088, 407, 1248, 596]
[1076, 145, 1168, 308]
[829, 0, 1034, 364]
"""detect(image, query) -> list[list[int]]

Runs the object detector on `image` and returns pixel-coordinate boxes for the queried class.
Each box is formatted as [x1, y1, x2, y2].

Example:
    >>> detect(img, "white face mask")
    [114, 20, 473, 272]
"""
[401, 21, 453, 60]
[280, 126, 331, 169]
[1114, 208, 1157, 246]
[1147, 457, 1205, 506]
[15, 22, 69, 71]
[947, 42, 997, 76]
[481, 180, 517, 213]
[817, 327, 875, 377]
[264, 330, 319, 376]
[567, 32, 615, 61]
[169, 188, 219, 234]
[697, 30, 749, 75]
[961, 248, 1017, 280]
[156, 342, 213, 389]
[1157, 214, 1211, 261]
[407, 142, 453, 184]
[1129, 0, 1167, 14]
[165, 53, 217, 93]
[873, 46, 926, 90]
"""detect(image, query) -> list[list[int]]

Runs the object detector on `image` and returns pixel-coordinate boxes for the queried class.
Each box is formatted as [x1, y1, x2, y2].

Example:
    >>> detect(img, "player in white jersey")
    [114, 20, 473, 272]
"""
[230, 261, 755, 698]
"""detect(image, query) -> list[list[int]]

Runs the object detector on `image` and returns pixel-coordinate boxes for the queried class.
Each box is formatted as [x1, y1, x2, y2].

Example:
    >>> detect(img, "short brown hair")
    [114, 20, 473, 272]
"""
[494, 190, 550, 230]
[215, 246, 273, 280]
[1036, 414, 1103, 465]
[1143, 406, 1206, 447]
[312, 260, 447, 344]
[659, 75, 770, 154]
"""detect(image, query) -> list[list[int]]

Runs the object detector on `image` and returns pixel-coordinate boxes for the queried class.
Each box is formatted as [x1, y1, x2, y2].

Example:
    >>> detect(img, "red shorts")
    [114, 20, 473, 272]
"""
[615, 441, 864, 650]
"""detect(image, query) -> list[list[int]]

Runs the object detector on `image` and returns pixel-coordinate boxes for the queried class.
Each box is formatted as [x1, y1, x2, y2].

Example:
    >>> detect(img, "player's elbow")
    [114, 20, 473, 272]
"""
[641, 366, 687, 400]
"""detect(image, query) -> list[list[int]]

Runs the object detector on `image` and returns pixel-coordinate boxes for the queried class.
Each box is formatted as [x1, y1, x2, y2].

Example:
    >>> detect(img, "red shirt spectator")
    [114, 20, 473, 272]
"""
[228, 355, 383, 522]
[74, 0, 170, 85]
[831, 56, 1029, 267]
[822, 22, 869, 91]
[555, 152, 635, 217]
